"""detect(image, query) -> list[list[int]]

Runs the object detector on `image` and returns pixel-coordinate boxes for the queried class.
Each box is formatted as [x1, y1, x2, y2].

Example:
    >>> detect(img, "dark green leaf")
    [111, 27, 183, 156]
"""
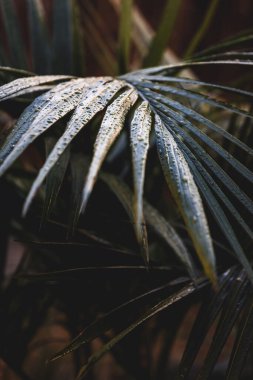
[148, 99, 253, 214]
[133, 58, 253, 76]
[134, 80, 253, 122]
[163, 129, 253, 283]
[154, 115, 216, 284]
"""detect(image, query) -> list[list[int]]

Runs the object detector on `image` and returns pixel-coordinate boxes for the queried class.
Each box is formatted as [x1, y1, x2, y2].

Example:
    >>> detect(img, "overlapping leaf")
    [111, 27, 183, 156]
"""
[23, 78, 128, 214]
[73, 280, 202, 380]
[0, 78, 89, 169]
[42, 136, 70, 220]
[176, 267, 252, 380]
[100, 172, 195, 277]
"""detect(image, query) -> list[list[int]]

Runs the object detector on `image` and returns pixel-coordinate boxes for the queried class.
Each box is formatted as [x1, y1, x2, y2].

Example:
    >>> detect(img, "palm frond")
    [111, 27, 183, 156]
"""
[75, 279, 203, 379]
[0, 55, 253, 284]
[192, 28, 253, 59]
[23, 78, 127, 214]
[135, 58, 253, 76]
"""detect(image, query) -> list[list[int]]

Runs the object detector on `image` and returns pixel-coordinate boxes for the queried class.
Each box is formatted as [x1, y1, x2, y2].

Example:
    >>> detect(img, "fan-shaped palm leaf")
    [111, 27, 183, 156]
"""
[0, 56, 253, 283]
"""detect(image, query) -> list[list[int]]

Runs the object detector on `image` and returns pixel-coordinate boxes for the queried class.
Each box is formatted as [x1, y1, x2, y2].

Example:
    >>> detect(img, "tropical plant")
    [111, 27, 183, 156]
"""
[1, 1, 253, 379]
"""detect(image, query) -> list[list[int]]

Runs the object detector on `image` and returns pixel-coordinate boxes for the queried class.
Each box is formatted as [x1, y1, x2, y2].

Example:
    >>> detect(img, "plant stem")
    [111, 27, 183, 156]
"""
[118, 0, 133, 74]
[184, 0, 220, 59]
[143, 0, 182, 67]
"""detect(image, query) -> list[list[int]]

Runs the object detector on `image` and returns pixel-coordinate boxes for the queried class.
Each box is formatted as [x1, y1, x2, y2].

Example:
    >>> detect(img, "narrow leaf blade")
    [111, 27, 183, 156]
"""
[80, 88, 138, 213]
[22, 78, 127, 214]
[154, 115, 216, 284]
[130, 101, 151, 255]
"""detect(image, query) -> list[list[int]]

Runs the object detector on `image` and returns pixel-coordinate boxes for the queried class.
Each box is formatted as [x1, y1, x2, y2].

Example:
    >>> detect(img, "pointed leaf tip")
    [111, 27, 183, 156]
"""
[154, 115, 216, 284]
[22, 78, 126, 215]
[80, 87, 138, 214]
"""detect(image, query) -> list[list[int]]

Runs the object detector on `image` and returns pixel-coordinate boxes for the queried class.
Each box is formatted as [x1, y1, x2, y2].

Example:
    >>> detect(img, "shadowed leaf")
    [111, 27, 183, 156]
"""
[101, 172, 196, 277]
[42, 136, 70, 221]
[75, 280, 204, 379]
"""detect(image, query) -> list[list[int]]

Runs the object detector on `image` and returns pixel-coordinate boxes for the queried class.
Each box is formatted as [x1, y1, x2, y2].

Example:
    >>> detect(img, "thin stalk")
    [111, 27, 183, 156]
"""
[184, 0, 220, 59]
[118, 0, 133, 74]
[143, 0, 182, 67]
